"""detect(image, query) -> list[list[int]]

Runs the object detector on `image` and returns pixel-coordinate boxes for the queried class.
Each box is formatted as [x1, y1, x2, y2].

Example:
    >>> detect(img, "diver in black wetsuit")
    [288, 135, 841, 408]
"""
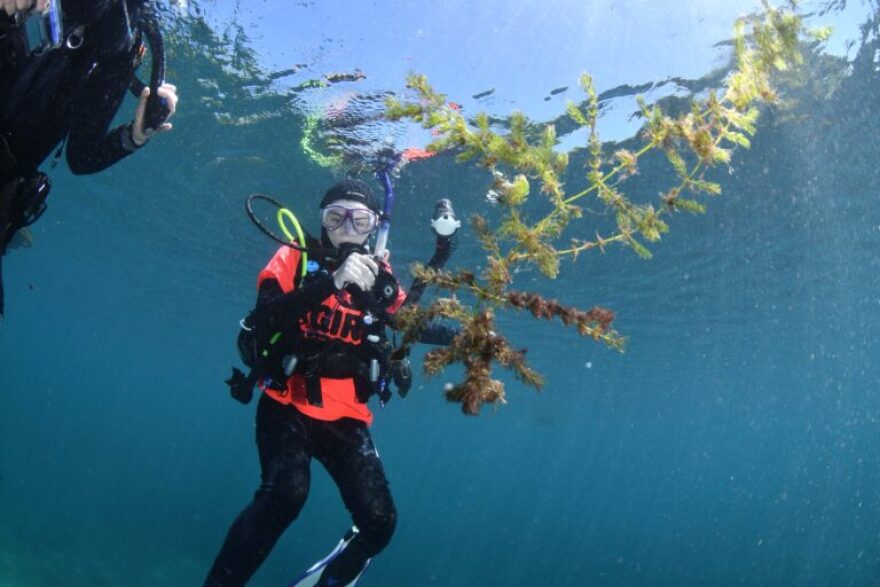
[204, 180, 456, 587]
[0, 0, 179, 317]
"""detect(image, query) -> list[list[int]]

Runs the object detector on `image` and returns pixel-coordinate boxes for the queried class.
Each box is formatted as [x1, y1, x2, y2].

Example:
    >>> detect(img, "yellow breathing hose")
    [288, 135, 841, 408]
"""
[277, 207, 308, 279]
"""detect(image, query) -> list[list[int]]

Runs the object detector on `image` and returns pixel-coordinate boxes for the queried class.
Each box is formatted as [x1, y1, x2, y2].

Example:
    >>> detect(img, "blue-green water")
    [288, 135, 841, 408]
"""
[2, 2, 880, 586]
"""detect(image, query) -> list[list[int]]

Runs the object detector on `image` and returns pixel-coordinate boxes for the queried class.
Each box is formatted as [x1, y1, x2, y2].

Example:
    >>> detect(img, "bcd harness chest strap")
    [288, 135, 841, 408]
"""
[294, 332, 393, 407]
[281, 275, 395, 407]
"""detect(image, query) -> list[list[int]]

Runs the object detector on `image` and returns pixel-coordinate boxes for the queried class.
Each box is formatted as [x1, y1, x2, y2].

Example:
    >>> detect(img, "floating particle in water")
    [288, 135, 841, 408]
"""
[585, 361, 592, 369]
[444, 382, 454, 392]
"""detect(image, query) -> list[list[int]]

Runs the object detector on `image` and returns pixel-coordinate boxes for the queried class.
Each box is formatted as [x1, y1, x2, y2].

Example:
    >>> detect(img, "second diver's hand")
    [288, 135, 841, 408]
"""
[130, 84, 179, 147]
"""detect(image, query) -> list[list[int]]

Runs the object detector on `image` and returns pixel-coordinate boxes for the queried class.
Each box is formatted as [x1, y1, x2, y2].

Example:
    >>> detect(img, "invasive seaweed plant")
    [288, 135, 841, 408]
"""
[385, 1, 828, 414]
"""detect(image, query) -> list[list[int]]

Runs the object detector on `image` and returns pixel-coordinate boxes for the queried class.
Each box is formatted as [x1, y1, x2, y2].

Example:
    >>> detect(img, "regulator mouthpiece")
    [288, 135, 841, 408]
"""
[430, 198, 461, 237]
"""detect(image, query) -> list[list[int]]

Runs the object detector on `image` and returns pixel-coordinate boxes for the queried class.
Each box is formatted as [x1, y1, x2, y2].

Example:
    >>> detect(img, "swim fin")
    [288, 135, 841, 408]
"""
[286, 527, 370, 587]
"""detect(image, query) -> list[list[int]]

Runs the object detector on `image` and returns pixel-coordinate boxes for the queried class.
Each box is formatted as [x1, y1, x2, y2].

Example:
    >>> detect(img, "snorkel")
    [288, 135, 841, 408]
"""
[370, 166, 401, 308]
[373, 167, 394, 260]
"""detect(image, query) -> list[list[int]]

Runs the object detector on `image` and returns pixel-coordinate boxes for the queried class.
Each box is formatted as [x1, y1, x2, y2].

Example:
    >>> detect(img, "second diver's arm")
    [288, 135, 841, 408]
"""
[65, 46, 140, 175]
[418, 322, 458, 346]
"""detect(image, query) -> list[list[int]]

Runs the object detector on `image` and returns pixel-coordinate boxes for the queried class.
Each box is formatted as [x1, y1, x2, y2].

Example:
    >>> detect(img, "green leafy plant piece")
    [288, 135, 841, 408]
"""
[384, 1, 824, 414]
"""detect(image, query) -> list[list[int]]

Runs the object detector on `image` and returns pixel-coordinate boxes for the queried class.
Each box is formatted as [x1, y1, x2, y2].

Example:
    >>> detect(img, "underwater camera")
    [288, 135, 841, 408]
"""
[336, 242, 399, 309]
[372, 269, 399, 308]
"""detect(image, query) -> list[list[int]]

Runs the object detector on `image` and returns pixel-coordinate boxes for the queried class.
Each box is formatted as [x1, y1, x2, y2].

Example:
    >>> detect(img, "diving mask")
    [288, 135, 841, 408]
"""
[321, 205, 379, 235]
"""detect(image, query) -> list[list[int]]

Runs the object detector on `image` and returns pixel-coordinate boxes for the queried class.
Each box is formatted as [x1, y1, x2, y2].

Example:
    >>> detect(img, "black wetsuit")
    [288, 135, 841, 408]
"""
[205, 270, 455, 587]
[204, 392, 396, 587]
[0, 1, 148, 315]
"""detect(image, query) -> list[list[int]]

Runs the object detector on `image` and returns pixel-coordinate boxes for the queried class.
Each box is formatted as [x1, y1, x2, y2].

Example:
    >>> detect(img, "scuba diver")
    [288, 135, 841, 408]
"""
[0, 0, 178, 317]
[204, 178, 458, 587]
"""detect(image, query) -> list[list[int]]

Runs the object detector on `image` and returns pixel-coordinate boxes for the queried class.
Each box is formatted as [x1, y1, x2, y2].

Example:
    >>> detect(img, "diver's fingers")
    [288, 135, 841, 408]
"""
[357, 254, 379, 276]
[352, 263, 369, 287]
[354, 260, 376, 291]
[35, 0, 48, 12]
[0, 0, 29, 15]
[157, 84, 178, 119]
[383, 250, 391, 262]
[361, 265, 377, 290]
[134, 87, 149, 125]
[148, 123, 173, 137]
[347, 269, 367, 291]
[131, 87, 150, 145]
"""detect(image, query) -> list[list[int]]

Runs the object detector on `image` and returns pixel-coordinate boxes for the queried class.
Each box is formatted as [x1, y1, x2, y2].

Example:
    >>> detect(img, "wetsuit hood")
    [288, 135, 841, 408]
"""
[319, 179, 380, 214]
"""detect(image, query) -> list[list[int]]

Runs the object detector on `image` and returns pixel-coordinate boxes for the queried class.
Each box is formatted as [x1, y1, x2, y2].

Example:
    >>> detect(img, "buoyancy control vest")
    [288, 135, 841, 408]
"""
[234, 245, 405, 424]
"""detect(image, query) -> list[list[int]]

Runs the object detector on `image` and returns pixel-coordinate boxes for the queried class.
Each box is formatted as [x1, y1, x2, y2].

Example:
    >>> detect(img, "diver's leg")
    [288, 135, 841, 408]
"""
[204, 395, 313, 586]
[314, 419, 396, 586]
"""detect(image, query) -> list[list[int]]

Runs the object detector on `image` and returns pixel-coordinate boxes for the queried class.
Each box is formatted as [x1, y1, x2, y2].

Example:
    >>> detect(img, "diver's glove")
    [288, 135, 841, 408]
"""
[332, 252, 378, 292]
[226, 367, 254, 405]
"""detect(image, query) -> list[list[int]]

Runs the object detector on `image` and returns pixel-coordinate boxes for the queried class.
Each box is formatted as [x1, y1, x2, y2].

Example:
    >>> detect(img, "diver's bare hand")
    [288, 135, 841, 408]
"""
[1, 0, 48, 17]
[333, 253, 379, 291]
[131, 83, 179, 146]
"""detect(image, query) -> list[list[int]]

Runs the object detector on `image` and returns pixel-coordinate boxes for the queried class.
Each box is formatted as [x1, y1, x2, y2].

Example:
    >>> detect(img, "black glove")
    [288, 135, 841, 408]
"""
[226, 367, 254, 405]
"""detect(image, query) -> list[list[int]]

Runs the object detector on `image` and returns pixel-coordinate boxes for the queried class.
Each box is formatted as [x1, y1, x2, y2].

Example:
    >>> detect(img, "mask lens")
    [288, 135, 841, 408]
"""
[321, 207, 347, 229]
[351, 209, 376, 233]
